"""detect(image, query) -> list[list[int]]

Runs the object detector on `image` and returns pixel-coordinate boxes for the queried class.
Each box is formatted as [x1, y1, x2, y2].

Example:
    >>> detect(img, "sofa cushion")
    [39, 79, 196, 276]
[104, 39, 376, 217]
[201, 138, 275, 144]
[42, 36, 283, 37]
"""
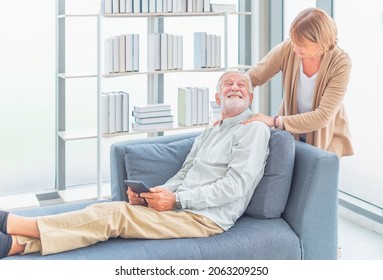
[124, 137, 195, 188]
[245, 129, 295, 219]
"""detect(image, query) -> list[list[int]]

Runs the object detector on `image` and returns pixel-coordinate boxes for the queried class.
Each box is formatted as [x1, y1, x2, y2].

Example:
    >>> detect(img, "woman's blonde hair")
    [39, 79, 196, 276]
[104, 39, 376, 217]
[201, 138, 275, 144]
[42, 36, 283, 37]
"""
[289, 7, 338, 52]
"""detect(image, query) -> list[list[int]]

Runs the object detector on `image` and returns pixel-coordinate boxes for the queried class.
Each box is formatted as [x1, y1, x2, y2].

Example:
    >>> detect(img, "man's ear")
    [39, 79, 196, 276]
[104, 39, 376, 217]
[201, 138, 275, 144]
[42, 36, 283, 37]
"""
[249, 93, 254, 104]
[215, 92, 221, 105]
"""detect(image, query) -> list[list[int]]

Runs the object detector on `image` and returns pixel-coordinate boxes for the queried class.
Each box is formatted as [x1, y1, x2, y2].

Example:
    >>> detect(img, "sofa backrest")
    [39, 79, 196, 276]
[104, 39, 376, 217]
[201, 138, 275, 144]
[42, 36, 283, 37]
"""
[110, 132, 200, 202]
[124, 137, 196, 190]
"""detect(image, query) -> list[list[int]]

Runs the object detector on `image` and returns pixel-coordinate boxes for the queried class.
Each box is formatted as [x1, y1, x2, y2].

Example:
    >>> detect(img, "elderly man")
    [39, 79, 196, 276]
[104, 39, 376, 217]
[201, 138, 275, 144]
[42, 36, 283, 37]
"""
[0, 71, 270, 258]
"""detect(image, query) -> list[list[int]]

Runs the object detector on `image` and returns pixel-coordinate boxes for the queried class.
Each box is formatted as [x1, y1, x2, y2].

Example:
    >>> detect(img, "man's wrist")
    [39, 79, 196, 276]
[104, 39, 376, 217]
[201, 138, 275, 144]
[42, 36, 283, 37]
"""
[173, 193, 182, 211]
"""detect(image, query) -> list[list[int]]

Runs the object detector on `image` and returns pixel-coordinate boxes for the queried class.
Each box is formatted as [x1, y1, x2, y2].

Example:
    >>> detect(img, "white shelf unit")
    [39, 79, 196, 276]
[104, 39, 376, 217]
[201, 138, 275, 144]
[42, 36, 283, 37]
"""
[56, 0, 102, 194]
[56, 0, 254, 197]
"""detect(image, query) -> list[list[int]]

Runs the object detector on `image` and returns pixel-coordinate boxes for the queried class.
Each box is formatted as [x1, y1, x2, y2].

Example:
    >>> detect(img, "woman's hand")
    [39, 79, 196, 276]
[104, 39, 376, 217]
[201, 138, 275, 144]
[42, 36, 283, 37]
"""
[213, 119, 221, 126]
[241, 113, 275, 127]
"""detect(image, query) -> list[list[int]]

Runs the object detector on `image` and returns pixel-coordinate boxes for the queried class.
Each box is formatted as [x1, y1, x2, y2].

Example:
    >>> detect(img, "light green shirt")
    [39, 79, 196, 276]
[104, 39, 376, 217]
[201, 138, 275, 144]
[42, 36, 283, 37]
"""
[162, 109, 270, 231]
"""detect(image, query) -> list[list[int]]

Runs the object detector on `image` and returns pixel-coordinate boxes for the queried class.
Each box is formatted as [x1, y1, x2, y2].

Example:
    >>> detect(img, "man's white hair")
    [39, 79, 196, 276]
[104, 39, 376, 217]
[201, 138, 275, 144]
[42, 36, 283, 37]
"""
[216, 71, 253, 94]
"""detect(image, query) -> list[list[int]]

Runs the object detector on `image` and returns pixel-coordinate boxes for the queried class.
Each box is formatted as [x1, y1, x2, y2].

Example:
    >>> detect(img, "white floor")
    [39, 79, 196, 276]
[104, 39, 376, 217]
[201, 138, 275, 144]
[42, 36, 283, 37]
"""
[338, 214, 383, 260]
[1, 186, 383, 260]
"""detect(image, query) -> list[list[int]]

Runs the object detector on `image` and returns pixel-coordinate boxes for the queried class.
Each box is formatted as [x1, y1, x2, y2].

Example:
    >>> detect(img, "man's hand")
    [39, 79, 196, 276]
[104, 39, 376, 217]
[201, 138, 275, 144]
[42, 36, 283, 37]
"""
[141, 187, 176, 211]
[127, 187, 147, 206]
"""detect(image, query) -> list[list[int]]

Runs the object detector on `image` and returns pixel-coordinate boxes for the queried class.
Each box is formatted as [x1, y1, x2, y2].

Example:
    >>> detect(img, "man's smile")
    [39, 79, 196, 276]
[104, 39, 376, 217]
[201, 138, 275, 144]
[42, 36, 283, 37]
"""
[227, 93, 243, 99]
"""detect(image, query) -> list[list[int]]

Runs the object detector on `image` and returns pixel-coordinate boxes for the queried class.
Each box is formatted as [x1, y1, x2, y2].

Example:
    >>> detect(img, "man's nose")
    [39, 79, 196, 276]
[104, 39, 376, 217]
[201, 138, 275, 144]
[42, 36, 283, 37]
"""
[231, 82, 239, 90]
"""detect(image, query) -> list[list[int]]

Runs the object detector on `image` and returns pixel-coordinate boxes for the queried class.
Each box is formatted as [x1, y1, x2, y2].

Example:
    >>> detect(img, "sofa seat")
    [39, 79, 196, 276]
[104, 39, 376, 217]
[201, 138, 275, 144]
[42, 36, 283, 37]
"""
[7, 202, 300, 260]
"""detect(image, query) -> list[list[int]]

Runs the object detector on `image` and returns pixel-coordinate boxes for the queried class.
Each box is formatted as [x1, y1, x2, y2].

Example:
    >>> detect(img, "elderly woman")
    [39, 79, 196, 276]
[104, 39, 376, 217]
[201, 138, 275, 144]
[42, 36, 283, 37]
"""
[244, 7, 353, 157]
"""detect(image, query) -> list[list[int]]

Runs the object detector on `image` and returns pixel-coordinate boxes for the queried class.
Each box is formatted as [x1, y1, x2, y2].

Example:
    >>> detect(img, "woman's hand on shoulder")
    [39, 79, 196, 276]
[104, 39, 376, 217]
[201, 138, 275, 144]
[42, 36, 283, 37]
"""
[241, 113, 274, 128]
[213, 119, 221, 126]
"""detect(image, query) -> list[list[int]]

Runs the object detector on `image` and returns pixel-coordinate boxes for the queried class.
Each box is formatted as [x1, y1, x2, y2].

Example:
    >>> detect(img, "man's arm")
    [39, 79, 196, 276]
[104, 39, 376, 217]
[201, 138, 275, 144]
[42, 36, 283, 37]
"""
[178, 122, 270, 210]
[140, 132, 205, 211]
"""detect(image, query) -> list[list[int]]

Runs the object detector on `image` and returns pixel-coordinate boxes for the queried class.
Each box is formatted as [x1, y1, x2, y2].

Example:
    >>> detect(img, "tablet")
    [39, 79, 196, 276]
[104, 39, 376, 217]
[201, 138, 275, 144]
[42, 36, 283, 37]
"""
[124, 180, 150, 195]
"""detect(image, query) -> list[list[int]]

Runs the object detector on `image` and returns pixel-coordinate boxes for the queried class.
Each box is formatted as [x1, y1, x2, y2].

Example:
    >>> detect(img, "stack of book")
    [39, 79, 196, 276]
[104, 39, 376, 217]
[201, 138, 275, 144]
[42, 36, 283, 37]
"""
[105, 34, 139, 74]
[194, 32, 221, 69]
[102, 91, 130, 134]
[210, 100, 221, 121]
[103, 0, 211, 14]
[132, 104, 174, 131]
[178, 87, 209, 126]
[148, 33, 183, 71]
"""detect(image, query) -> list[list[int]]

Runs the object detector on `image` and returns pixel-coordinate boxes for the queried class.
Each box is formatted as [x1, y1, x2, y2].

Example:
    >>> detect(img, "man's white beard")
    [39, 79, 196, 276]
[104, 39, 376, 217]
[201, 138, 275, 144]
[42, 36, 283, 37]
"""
[220, 94, 250, 116]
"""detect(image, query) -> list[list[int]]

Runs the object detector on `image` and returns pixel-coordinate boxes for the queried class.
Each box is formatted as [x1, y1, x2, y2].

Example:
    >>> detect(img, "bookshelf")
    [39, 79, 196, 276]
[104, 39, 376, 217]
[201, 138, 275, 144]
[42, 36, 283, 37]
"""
[56, 0, 254, 197]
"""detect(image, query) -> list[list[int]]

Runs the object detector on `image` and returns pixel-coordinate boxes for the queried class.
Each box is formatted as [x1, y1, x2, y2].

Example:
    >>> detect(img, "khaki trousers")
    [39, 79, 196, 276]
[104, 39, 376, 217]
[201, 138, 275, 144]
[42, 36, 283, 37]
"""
[17, 201, 223, 256]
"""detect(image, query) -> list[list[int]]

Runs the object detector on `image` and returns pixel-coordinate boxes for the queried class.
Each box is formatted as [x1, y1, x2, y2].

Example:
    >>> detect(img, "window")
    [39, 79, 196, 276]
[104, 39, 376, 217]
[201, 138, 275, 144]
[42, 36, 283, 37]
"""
[0, 0, 242, 195]
[0, 0, 55, 195]
[335, 0, 383, 210]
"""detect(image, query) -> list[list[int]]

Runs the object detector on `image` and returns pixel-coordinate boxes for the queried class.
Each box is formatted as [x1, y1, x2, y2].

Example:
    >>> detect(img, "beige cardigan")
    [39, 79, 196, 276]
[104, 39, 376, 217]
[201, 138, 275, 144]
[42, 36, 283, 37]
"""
[247, 39, 353, 157]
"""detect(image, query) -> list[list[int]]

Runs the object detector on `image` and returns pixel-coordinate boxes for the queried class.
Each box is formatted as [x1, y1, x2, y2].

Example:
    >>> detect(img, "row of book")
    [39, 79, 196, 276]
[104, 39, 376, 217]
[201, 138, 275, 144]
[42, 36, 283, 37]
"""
[194, 32, 222, 69]
[105, 34, 139, 74]
[148, 33, 183, 71]
[101, 90, 219, 133]
[132, 104, 174, 131]
[104, 31, 223, 73]
[102, 91, 130, 134]
[103, 0, 211, 14]
[178, 87, 209, 126]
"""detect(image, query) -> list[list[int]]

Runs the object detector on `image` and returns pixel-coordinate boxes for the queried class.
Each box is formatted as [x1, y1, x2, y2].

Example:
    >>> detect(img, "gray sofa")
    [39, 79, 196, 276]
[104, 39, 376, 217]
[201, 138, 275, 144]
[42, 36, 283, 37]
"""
[6, 129, 339, 260]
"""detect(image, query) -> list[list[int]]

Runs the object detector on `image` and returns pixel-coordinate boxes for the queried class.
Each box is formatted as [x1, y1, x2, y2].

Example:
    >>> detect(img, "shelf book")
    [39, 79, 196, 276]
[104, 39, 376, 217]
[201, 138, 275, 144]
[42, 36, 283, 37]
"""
[194, 32, 221, 69]
[132, 104, 174, 131]
[102, 0, 211, 14]
[135, 115, 174, 124]
[132, 109, 172, 118]
[178, 86, 209, 126]
[105, 34, 139, 74]
[133, 104, 171, 112]
[102, 91, 130, 134]
[148, 33, 183, 72]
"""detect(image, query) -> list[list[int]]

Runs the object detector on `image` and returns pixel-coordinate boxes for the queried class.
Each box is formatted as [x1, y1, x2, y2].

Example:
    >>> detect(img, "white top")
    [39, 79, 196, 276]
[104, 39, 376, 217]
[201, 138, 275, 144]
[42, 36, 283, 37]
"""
[162, 109, 270, 231]
[297, 62, 318, 114]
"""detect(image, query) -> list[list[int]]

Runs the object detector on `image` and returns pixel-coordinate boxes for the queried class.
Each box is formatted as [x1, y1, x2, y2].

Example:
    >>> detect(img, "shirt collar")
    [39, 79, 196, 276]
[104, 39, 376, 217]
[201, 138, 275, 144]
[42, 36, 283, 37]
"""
[219, 108, 252, 129]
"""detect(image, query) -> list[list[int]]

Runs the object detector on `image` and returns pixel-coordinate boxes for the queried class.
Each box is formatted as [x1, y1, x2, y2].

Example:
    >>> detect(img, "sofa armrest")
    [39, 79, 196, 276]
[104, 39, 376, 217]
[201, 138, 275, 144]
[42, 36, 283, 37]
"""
[110, 132, 201, 201]
[282, 141, 339, 260]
